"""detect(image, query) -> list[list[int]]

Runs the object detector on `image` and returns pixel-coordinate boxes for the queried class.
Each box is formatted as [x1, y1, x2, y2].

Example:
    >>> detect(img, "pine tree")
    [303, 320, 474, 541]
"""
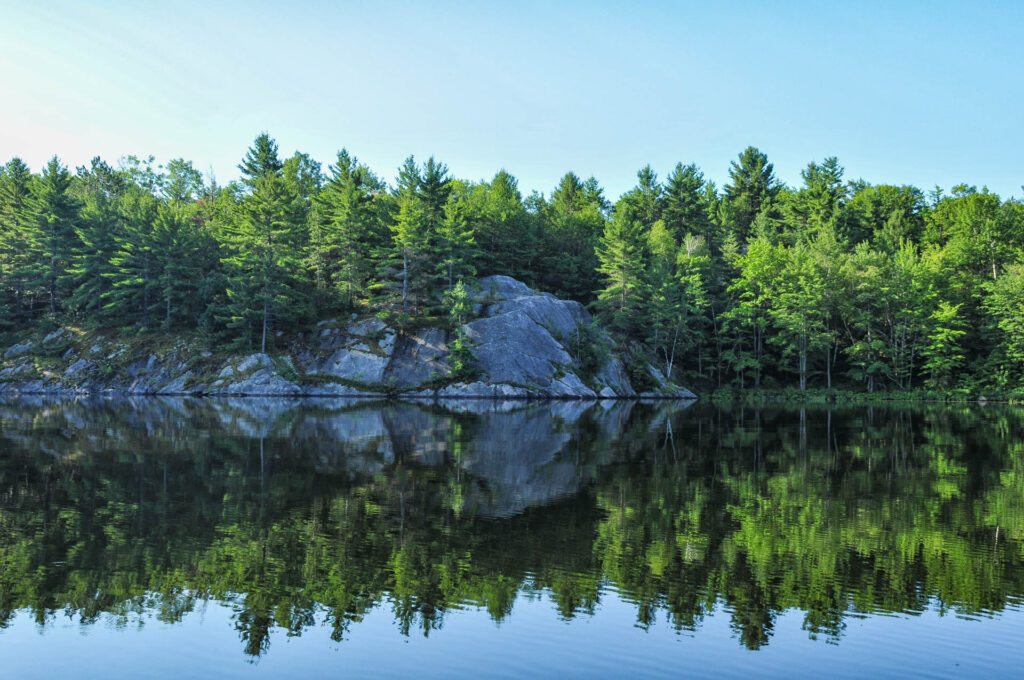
[382, 156, 451, 315]
[222, 135, 307, 351]
[621, 165, 662, 229]
[443, 279, 474, 378]
[535, 172, 605, 301]
[724, 146, 780, 242]
[0, 158, 36, 321]
[29, 157, 80, 316]
[595, 209, 646, 334]
[104, 188, 159, 328]
[662, 163, 707, 242]
[66, 191, 119, 324]
[153, 203, 219, 330]
[383, 157, 428, 315]
[476, 170, 535, 281]
[437, 187, 478, 290]
[319, 149, 386, 309]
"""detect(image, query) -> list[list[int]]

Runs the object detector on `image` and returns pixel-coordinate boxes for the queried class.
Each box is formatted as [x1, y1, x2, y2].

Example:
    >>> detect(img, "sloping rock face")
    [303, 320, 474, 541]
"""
[0, 276, 696, 400]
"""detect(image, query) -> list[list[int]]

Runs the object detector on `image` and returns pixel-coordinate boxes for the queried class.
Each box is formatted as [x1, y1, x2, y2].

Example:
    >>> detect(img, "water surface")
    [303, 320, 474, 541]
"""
[1, 397, 1023, 678]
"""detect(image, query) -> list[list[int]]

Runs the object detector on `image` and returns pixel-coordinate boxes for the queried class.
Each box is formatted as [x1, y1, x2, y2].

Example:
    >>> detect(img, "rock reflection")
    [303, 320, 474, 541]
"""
[0, 397, 1022, 656]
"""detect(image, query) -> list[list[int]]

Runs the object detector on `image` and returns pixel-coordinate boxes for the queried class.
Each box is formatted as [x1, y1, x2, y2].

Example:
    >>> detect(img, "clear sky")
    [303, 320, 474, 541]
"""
[1, 0, 1021, 200]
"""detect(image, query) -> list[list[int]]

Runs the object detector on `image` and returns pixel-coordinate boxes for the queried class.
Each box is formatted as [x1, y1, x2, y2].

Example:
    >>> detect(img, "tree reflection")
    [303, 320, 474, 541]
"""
[0, 397, 1022, 655]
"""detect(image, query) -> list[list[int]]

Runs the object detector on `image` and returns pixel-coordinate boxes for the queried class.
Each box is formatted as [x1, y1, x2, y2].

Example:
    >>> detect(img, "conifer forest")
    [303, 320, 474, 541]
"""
[2, 135, 1023, 395]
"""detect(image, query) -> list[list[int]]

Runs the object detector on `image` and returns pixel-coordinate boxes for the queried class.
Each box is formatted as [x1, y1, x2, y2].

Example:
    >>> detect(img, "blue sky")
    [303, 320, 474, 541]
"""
[1, 0, 1021, 200]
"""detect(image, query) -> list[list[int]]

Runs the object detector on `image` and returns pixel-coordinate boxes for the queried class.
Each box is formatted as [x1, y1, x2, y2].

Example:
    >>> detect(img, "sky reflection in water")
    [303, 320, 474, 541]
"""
[1, 397, 1023, 677]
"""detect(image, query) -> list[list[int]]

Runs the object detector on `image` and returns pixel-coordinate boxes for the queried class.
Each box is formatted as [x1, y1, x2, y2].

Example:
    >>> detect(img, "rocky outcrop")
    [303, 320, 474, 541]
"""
[0, 275, 696, 400]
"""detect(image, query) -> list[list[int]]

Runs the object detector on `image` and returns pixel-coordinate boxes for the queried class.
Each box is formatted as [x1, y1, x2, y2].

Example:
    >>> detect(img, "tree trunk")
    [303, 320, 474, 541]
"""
[166, 274, 173, 326]
[401, 251, 408, 314]
[665, 328, 678, 379]
[799, 335, 808, 391]
[261, 298, 268, 354]
[826, 344, 831, 389]
[754, 324, 763, 388]
[142, 253, 150, 330]
[49, 243, 57, 315]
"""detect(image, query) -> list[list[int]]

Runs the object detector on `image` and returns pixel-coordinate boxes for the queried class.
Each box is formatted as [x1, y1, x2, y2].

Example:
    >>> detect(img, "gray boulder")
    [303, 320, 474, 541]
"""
[64, 359, 96, 380]
[225, 369, 302, 396]
[593, 357, 635, 396]
[347, 318, 386, 337]
[43, 329, 71, 346]
[312, 347, 389, 384]
[158, 373, 192, 394]
[0, 363, 33, 380]
[237, 353, 273, 374]
[475, 275, 533, 301]
[383, 328, 449, 387]
[4, 341, 33, 359]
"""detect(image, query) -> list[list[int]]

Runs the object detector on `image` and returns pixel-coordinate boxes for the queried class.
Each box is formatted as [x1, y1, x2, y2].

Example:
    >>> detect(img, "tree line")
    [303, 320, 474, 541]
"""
[1, 135, 1023, 392]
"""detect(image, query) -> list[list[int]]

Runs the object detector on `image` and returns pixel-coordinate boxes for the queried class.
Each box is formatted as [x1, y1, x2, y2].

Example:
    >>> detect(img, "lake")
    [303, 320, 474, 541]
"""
[1, 396, 1023, 678]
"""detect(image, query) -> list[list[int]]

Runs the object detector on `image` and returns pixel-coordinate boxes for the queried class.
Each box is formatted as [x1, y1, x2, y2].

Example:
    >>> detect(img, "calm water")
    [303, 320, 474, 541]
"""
[1, 396, 1024, 678]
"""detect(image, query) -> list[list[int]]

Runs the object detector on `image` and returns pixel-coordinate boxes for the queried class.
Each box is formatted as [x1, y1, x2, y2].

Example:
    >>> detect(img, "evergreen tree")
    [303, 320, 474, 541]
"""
[535, 172, 605, 301]
[0, 158, 36, 321]
[621, 165, 662, 229]
[723, 146, 779, 242]
[781, 157, 847, 243]
[662, 163, 708, 243]
[437, 187, 478, 290]
[66, 191, 119, 324]
[443, 279, 474, 379]
[475, 170, 535, 281]
[222, 135, 307, 351]
[148, 203, 211, 329]
[29, 157, 79, 316]
[105, 188, 159, 328]
[319, 149, 386, 308]
[595, 209, 646, 334]
[383, 157, 429, 315]
[381, 155, 452, 315]
[239, 133, 284, 181]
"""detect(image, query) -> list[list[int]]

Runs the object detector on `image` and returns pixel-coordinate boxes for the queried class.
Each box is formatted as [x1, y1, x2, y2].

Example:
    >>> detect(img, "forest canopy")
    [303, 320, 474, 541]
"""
[1, 135, 1023, 393]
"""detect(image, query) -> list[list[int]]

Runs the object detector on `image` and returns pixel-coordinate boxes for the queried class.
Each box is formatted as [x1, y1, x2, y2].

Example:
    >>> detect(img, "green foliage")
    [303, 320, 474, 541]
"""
[985, 264, 1024, 383]
[317, 149, 387, 309]
[723, 146, 780, 242]
[595, 209, 646, 335]
[567, 321, 610, 380]
[1, 137, 1023, 394]
[220, 135, 309, 351]
[443, 279, 475, 379]
[921, 301, 966, 388]
[2, 400, 1024, 655]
